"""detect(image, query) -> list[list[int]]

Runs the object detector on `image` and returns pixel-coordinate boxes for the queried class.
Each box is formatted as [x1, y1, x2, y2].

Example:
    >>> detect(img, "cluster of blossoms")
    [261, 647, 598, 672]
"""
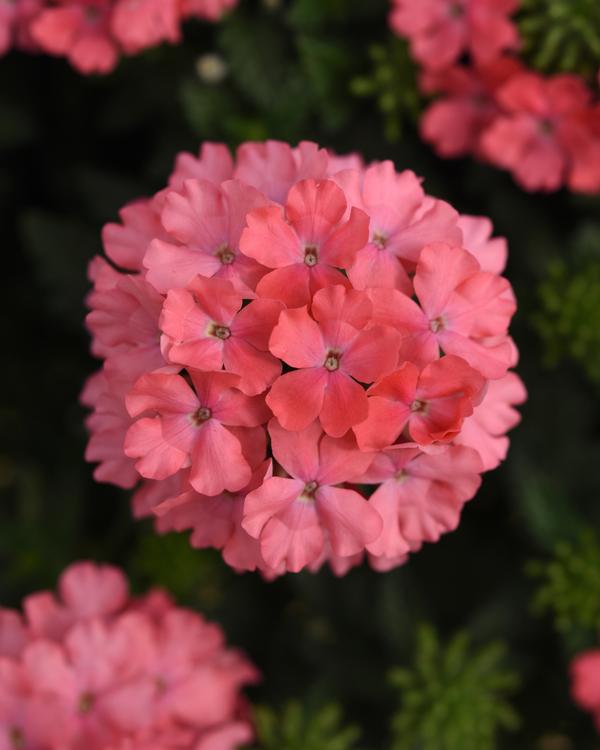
[0, 561, 257, 750]
[83, 139, 526, 577]
[389, 0, 600, 193]
[0, 0, 236, 73]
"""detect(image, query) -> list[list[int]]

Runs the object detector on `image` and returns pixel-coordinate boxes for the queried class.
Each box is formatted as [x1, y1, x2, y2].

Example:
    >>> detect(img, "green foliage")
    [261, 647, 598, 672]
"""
[390, 625, 519, 750]
[351, 40, 420, 142]
[529, 532, 600, 633]
[517, 0, 600, 78]
[131, 529, 225, 609]
[250, 702, 361, 750]
[534, 225, 600, 385]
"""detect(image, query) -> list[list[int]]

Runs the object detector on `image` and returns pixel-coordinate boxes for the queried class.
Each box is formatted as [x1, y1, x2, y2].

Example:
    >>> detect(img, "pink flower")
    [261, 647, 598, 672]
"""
[420, 58, 522, 158]
[368, 242, 516, 378]
[169, 142, 234, 193]
[455, 371, 526, 470]
[572, 650, 600, 730]
[155, 456, 272, 573]
[333, 162, 461, 288]
[361, 444, 482, 560]
[0, 562, 257, 750]
[481, 72, 600, 193]
[86, 263, 164, 364]
[110, 0, 180, 56]
[242, 419, 380, 572]
[82, 368, 140, 489]
[83, 139, 525, 577]
[240, 178, 369, 307]
[457, 214, 507, 274]
[102, 198, 168, 273]
[31, 0, 119, 74]
[145, 179, 270, 297]
[267, 286, 400, 436]
[125, 370, 268, 495]
[234, 140, 329, 204]
[390, 0, 519, 71]
[354, 355, 485, 450]
[160, 276, 283, 395]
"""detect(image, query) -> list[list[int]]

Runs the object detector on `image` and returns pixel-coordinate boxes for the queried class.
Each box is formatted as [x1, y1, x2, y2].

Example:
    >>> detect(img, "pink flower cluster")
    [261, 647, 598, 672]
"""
[571, 648, 600, 730]
[390, 0, 600, 193]
[0, 0, 236, 73]
[83, 139, 526, 577]
[0, 561, 257, 750]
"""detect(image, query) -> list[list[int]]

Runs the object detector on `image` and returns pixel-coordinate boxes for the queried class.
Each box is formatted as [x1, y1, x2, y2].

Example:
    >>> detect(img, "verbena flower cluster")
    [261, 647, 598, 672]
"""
[571, 648, 600, 731]
[389, 0, 600, 194]
[0, 0, 236, 73]
[0, 561, 257, 750]
[83, 139, 526, 576]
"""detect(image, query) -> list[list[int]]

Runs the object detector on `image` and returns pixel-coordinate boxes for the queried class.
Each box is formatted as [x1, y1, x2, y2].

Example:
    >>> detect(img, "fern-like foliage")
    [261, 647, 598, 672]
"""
[534, 225, 600, 385]
[389, 625, 519, 750]
[350, 39, 420, 142]
[529, 531, 600, 633]
[250, 702, 362, 750]
[517, 0, 600, 78]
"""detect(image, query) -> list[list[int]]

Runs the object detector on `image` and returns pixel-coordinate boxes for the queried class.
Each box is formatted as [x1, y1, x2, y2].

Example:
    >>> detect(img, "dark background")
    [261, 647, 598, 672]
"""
[2, 1, 600, 747]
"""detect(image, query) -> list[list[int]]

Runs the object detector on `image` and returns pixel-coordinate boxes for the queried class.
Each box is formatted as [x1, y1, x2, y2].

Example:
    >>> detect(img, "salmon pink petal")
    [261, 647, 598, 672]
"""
[320, 372, 368, 438]
[166, 337, 224, 371]
[126, 373, 198, 417]
[348, 244, 413, 294]
[260, 504, 324, 573]
[242, 476, 305, 539]
[285, 179, 347, 244]
[268, 418, 322, 481]
[269, 306, 325, 367]
[436, 329, 513, 378]
[266, 368, 327, 432]
[162, 179, 227, 247]
[320, 206, 370, 267]
[190, 421, 251, 496]
[308, 264, 352, 300]
[231, 298, 284, 350]
[144, 239, 222, 294]
[187, 276, 241, 324]
[102, 200, 164, 272]
[256, 264, 312, 307]
[169, 142, 234, 192]
[390, 199, 462, 267]
[365, 481, 412, 559]
[414, 242, 480, 319]
[315, 486, 382, 557]
[188, 370, 241, 409]
[239, 205, 301, 268]
[223, 338, 281, 395]
[211, 389, 270, 427]
[342, 325, 401, 382]
[458, 216, 507, 274]
[354, 396, 411, 451]
[316, 431, 374, 485]
[311, 285, 372, 330]
[125, 418, 189, 480]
